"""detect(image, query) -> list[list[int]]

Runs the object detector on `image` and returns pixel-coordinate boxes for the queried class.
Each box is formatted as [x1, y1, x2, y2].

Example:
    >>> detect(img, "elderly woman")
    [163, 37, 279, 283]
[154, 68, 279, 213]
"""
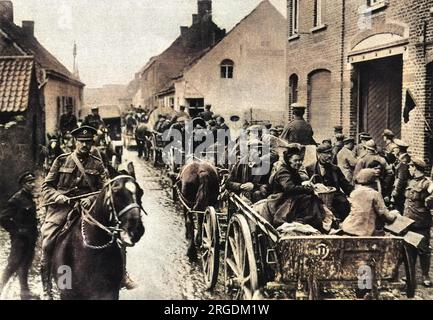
[341, 169, 399, 236]
[259, 146, 334, 233]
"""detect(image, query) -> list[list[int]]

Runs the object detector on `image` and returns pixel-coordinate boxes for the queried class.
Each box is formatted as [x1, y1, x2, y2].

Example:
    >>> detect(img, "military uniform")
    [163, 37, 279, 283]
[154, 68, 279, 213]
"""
[354, 133, 372, 159]
[337, 146, 358, 183]
[40, 126, 108, 298]
[280, 119, 316, 145]
[41, 152, 107, 247]
[59, 113, 78, 135]
[391, 159, 410, 213]
[0, 173, 39, 300]
[404, 173, 433, 286]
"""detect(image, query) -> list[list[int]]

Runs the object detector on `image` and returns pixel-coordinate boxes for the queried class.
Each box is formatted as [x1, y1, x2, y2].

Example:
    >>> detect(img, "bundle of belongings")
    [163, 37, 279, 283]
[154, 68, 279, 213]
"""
[276, 222, 321, 237]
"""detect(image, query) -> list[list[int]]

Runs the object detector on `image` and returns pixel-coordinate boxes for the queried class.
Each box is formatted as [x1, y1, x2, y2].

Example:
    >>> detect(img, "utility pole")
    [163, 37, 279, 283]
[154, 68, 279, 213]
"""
[73, 42, 80, 79]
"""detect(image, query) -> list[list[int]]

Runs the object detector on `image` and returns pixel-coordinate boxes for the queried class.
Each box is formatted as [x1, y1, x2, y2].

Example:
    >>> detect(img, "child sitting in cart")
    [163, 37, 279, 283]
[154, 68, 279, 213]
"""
[341, 168, 400, 236]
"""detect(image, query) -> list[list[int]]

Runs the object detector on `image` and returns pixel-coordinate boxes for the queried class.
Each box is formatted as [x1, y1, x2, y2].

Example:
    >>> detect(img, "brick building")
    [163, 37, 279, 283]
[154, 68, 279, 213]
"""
[133, 0, 226, 109]
[287, 0, 433, 164]
[0, 1, 84, 137]
[158, 0, 287, 129]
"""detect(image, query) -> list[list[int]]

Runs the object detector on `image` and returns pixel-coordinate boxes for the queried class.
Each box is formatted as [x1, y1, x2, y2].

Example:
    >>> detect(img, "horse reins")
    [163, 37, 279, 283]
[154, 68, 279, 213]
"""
[81, 175, 144, 250]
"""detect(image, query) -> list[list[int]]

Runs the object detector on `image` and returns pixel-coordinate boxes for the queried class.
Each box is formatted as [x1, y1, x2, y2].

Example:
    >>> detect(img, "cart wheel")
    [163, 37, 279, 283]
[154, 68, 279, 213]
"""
[152, 149, 159, 167]
[201, 207, 220, 290]
[402, 244, 416, 298]
[224, 214, 259, 300]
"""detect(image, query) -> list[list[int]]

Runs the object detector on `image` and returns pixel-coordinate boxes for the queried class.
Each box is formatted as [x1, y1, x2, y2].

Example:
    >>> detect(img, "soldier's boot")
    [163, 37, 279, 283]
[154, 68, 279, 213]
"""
[20, 288, 40, 300]
[0, 277, 7, 297]
[120, 248, 138, 290]
[18, 269, 39, 300]
[0, 267, 14, 297]
[121, 272, 138, 290]
[40, 262, 53, 300]
[420, 255, 432, 288]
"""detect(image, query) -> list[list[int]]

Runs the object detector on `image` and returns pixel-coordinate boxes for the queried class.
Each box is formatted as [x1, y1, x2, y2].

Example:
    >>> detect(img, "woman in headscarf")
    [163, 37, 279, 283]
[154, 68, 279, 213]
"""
[259, 145, 334, 233]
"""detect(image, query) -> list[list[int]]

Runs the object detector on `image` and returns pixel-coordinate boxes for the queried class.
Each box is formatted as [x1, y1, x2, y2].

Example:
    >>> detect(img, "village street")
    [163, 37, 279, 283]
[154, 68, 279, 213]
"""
[0, 150, 227, 300]
[1, 0, 433, 303]
[1, 149, 433, 300]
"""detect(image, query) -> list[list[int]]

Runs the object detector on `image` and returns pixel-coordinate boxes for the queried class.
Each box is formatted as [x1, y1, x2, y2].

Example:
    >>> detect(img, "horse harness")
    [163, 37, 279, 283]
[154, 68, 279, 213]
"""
[80, 175, 145, 250]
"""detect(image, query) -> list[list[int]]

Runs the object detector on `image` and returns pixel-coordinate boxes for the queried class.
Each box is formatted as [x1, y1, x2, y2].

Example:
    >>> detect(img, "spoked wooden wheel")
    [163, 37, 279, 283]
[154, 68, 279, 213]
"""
[201, 207, 220, 290]
[224, 214, 259, 300]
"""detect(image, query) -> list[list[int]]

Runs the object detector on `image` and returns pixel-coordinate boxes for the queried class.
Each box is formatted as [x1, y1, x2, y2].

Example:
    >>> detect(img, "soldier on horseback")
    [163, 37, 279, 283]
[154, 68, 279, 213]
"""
[40, 126, 136, 299]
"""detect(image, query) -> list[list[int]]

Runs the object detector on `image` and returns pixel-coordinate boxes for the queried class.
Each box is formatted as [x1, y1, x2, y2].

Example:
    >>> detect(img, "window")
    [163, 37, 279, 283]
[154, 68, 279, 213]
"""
[368, 0, 381, 5]
[364, 0, 388, 13]
[289, 0, 299, 36]
[314, 0, 323, 27]
[289, 74, 299, 107]
[220, 59, 234, 79]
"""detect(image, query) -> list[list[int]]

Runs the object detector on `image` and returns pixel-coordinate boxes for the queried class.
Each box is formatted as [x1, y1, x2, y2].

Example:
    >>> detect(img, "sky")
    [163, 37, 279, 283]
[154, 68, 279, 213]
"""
[11, 0, 286, 88]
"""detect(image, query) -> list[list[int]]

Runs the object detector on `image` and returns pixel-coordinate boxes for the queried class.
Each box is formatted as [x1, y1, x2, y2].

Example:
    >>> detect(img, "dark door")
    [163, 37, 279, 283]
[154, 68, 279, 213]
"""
[358, 55, 403, 147]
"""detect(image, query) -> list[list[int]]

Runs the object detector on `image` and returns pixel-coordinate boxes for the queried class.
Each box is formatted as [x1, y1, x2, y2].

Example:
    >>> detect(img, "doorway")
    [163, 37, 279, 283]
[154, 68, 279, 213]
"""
[357, 55, 403, 147]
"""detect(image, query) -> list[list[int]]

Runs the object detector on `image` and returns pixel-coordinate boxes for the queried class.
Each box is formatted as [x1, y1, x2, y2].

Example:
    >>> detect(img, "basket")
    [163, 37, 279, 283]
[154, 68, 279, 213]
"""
[316, 187, 336, 208]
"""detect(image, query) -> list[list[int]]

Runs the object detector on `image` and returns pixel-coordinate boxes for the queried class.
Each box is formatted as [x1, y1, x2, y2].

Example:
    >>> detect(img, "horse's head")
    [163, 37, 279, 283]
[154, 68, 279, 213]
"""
[102, 162, 143, 246]
[105, 174, 145, 247]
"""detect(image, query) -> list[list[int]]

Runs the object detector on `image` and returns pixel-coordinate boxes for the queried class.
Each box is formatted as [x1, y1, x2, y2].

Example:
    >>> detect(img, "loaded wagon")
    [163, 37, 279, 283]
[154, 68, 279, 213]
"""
[98, 105, 124, 166]
[176, 181, 416, 299]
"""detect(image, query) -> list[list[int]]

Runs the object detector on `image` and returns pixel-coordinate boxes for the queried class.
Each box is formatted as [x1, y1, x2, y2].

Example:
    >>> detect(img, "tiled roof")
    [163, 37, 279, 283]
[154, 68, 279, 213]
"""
[0, 56, 33, 112]
[0, 20, 83, 86]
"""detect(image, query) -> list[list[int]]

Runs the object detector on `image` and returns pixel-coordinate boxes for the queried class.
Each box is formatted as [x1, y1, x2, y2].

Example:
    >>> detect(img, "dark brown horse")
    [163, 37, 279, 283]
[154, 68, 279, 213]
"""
[177, 161, 220, 261]
[52, 167, 145, 300]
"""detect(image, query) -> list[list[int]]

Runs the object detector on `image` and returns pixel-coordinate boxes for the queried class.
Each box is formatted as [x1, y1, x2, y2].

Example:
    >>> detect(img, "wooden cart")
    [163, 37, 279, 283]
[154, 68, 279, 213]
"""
[201, 193, 416, 300]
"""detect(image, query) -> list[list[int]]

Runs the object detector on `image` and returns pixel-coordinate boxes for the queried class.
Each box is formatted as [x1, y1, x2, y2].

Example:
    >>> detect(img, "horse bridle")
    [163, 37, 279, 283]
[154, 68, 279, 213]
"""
[81, 175, 146, 250]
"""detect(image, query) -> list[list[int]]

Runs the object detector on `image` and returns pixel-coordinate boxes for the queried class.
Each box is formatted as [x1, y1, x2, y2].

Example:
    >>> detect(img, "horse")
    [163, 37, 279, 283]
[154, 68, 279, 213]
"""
[42, 134, 64, 175]
[51, 165, 145, 300]
[176, 160, 220, 261]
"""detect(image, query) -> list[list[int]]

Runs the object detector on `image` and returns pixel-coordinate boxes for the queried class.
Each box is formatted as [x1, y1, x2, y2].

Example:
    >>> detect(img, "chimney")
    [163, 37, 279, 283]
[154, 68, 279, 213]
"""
[0, 1, 13, 23]
[198, 0, 212, 22]
[22, 21, 34, 37]
[180, 26, 188, 36]
[192, 14, 198, 25]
